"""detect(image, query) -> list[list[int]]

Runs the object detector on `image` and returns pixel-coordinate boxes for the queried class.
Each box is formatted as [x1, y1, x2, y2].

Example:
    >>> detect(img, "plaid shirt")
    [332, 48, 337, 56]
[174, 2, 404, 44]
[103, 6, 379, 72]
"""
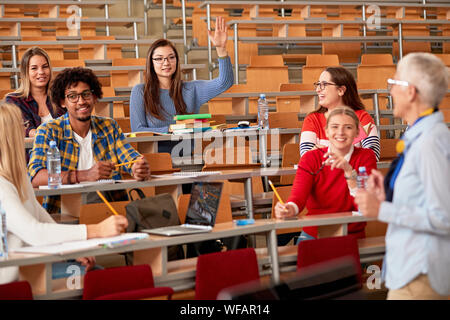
[28, 113, 141, 213]
[5, 93, 65, 137]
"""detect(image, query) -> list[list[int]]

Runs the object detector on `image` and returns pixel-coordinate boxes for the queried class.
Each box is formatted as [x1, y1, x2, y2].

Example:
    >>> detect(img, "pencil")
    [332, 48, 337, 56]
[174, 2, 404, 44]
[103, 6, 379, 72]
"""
[268, 180, 284, 205]
[115, 159, 140, 168]
[96, 191, 119, 216]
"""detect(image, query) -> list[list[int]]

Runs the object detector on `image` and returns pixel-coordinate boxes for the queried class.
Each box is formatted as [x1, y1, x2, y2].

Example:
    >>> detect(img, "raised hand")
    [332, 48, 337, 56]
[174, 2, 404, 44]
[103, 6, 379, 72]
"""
[208, 16, 228, 57]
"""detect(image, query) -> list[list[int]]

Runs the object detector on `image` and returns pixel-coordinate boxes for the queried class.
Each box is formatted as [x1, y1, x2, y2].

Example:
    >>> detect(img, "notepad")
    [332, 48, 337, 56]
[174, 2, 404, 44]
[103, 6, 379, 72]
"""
[13, 233, 149, 255]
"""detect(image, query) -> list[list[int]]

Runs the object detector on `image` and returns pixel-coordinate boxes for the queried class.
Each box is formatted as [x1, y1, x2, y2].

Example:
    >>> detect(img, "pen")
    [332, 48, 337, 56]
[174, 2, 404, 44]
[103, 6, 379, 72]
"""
[96, 190, 119, 216]
[268, 180, 284, 205]
[115, 159, 140, 168]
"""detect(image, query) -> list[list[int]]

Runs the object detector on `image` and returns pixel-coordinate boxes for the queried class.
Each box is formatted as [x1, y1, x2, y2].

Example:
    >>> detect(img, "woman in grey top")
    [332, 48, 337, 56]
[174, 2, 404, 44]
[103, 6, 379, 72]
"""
[130, 16, 233, 136]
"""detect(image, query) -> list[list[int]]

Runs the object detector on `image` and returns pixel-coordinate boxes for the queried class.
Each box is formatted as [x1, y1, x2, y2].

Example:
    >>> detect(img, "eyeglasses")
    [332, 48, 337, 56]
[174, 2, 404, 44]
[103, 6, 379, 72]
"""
[152, 55, 177, 64]
[66, 90, 94, 103]
[313, 81, 339, 90]
[387, 78, 416, 92]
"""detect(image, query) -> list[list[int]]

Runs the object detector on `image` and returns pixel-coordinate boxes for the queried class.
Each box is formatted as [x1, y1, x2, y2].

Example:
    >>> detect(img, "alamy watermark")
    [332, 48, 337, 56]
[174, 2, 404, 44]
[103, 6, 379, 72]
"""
[66, 5, 81, 31]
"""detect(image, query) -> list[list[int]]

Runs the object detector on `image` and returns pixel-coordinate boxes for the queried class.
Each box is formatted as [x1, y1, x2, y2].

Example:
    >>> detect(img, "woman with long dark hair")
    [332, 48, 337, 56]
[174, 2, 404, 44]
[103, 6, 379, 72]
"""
[130, 16, 233, 136]
[300, 66, 380, 160]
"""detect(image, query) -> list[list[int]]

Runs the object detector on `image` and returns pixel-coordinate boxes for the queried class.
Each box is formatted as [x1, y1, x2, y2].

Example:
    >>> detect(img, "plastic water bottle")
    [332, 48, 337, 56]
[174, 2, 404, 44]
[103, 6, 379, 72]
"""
[0, 201, 7, 259]
[257, 94, 269, 130]
[356, 166, 369, 215]
[47, 141, 62, 189]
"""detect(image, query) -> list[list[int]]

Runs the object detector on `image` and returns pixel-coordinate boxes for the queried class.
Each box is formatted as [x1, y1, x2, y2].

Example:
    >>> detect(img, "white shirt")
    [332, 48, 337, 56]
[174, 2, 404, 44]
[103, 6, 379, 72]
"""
[40, 113, 53, 124]
[0, 176, 87, 284]
[73, 129, 95, 170]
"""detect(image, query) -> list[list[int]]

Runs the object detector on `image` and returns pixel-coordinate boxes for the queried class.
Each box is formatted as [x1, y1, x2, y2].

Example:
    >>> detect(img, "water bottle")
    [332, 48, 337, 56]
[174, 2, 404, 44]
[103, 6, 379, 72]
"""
[0, 201, 7, 259]
[47, 141, 62, 189]
[356, 166, 369, 215]
[257, 94, 269, 130]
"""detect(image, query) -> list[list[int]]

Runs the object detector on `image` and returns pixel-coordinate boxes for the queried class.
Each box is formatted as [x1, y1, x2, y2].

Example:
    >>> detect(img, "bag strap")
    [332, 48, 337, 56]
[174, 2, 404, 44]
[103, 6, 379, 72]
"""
[128, 188, 146, 201]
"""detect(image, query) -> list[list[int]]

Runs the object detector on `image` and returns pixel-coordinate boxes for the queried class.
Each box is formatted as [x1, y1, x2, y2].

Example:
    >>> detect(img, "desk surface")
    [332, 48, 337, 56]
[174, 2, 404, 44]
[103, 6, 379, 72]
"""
[33, 168, 298, 197]
[0, 212, 374, 269]
[0, 0, 115, 5]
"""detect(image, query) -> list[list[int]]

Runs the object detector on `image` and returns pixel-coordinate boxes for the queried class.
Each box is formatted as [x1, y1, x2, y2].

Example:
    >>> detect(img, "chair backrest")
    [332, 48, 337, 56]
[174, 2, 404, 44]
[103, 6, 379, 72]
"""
[79, 200, 128, 225]
[115, 117, 131, 133]
[83, 264, 154, 300]
[296, 235, 362, 281]
[434, 53, 450, 66]
[360, 54, 394, 65]
[52, 59, 85, 68]
[195, 248, 260, 300]
[143, 152, 174, 171]
[306, 54, 339, 67]
[280, 143, 300, 185]
[379, 139, 399, 161]
[268, 112, 300, 129]
[0, 281, 33, 300]
[249, 55, 284, 67]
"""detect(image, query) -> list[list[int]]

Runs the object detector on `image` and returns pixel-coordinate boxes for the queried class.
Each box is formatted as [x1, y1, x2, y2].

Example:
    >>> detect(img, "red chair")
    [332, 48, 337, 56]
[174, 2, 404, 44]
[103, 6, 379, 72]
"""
[297, 235, 363, 283]
[0, 281, 33, 300]
[195, 248, 260, 300]
[82, 265, 174, 300]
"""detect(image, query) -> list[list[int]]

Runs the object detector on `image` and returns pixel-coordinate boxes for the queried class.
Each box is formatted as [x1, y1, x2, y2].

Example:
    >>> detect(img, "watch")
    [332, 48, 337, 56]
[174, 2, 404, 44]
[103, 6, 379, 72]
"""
[345, 169, 357, 180]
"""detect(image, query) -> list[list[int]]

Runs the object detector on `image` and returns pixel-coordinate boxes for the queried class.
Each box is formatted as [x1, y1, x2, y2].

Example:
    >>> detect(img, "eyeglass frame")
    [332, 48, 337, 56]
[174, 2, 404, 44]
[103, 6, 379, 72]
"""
[65, 90, 94, 103]
[152, 55, 177, 64]
[313, 81, 340, 90]
[387, 78, 418, 92]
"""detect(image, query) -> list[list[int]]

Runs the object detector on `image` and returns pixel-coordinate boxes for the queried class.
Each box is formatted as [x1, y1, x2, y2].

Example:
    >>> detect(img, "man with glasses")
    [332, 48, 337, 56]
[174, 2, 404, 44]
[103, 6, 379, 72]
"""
[355, 53, 450, 300]
[28, 67, 150, 213]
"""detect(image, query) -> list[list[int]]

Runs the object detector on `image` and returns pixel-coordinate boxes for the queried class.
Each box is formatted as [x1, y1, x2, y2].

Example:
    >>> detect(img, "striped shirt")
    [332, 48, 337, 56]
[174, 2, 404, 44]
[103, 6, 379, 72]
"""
[130, 56, 234, 133]
[28, 113, 141, 213]
[300, 110, 380, 161]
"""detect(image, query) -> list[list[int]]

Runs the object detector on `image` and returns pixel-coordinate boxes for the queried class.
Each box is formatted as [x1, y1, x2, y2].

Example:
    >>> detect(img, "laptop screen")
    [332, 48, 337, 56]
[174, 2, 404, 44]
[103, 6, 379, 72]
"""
[185, 182, 223, 226]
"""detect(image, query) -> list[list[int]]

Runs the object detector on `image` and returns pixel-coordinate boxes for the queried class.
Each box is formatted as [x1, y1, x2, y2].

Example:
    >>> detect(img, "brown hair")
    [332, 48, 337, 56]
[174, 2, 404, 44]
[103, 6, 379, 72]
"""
[326, 106, 360, 135]
[315, 66, 365, 114]
[143, 39, 186, 120]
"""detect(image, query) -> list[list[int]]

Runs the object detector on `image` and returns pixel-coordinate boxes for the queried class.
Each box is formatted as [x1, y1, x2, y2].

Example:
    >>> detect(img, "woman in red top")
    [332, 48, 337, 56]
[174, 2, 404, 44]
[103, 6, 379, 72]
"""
[300, 66, 380, 161]
[275, 107, 377, 241]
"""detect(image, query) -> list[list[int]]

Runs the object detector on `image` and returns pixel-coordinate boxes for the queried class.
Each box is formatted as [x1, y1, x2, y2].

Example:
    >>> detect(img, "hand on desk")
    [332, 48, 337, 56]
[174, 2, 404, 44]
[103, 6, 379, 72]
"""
[274, 202, 297, 219]
[86, 215, 128, 238]
[131, 156, 151, 180]
[81, 161, 115, 181]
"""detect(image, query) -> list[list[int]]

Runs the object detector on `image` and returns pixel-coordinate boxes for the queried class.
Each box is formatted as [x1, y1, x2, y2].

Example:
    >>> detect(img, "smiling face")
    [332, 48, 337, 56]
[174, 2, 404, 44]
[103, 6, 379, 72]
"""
[28, 55, 51, 90]
[151, 45, 178, 80]
[316, 71, 346, 110]
[60, 82, 96, 123]
[326, 113, 359, 153]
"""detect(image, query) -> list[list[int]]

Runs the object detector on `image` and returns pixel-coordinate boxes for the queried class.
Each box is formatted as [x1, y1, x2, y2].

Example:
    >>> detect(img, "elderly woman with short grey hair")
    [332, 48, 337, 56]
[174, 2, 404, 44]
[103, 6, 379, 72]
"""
[355, 52, 450, 300]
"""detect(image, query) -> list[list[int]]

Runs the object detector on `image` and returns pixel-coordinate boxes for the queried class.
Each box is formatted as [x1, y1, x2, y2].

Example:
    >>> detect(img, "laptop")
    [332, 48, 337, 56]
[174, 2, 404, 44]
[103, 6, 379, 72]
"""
[143, 182, 223, 236]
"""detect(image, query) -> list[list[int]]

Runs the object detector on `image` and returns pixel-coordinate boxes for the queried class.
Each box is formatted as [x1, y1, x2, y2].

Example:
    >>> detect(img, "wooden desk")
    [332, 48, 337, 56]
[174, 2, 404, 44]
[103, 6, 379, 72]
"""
[0, 212, 375, 299]
[34, 168, 298, 220]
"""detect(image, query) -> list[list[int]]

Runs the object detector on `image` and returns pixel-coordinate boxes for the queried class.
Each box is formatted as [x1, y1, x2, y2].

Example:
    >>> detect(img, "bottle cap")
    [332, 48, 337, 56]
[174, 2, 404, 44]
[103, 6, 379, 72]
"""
[259, 94, 266, 99]
[49, 141, 56, 147]
[358, 166, 366, 173]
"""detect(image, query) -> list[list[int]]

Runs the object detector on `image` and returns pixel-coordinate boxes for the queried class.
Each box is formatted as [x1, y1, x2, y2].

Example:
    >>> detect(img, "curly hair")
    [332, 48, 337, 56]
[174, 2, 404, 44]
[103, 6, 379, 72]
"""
[50, 67, 103, 108]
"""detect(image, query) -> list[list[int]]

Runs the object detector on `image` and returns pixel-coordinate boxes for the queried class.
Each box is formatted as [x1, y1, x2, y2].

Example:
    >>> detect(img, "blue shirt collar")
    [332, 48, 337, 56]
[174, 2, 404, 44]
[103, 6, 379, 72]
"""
[403, 111, 444, 147]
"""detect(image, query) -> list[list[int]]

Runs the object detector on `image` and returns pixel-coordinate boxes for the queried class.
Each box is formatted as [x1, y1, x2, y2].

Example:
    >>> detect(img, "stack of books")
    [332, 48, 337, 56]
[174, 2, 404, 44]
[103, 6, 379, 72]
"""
[169, 114, 226, 134]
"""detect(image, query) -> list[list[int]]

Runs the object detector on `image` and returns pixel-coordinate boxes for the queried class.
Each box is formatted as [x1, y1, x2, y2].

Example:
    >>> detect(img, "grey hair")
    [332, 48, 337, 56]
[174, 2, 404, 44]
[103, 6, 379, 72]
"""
[396, 52, 448, 109]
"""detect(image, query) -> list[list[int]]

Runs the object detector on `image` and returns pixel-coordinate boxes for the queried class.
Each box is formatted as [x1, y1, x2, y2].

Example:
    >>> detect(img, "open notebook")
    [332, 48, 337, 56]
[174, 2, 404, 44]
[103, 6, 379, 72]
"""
[13, 233, 148, 255]
[143, 182, 223, 236]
